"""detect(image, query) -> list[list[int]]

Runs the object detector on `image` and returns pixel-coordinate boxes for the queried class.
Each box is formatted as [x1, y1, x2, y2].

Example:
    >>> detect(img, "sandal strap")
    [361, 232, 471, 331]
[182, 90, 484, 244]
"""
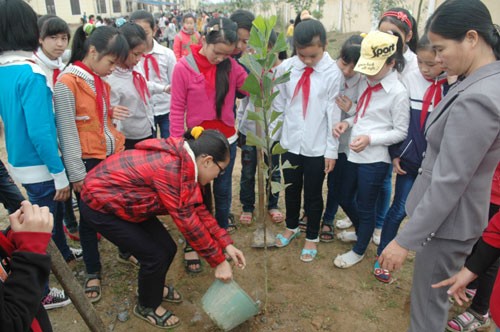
[184, 244, 195, 253]
[84, 285, 101, 293]
[137, 305, 175, 326]
[164, 285, 180, 301]
[86, 272, 101, 280]
[449, 309, 487, 330]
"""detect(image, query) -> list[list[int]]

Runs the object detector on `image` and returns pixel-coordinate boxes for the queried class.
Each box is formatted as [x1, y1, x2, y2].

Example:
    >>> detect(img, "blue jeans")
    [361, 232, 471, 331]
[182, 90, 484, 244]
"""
[239, 142, 280, 212]
[23, 180, 72, 262]
[213, 142, 237, 229]
[352, 162, 390, 256]
[377, 173, 416, 256]
[375, 164, 393, 229]
[0, 159, 24, 213]
[332, 158, 360, 229]
[154, 113, 170, 139]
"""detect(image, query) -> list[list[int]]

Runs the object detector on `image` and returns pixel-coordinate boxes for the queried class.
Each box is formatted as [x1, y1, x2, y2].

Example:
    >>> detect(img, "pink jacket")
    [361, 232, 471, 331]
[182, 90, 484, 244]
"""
[173, 30, 201, 60]
[169, 56, 247, 137]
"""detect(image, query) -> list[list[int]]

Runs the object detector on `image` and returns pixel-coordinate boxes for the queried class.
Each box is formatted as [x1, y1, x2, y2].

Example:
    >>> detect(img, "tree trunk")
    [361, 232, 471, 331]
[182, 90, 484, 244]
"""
[47, 240, 106, 332]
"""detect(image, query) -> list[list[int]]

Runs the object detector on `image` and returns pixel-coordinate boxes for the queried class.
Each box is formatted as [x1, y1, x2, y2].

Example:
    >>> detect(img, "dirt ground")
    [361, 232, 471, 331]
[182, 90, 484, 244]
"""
[0, 142, 495, 332]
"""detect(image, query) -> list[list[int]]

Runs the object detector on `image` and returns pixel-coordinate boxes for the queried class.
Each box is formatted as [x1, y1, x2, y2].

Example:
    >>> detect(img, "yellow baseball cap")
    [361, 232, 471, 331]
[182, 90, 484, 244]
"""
[354, 31, 398, 76]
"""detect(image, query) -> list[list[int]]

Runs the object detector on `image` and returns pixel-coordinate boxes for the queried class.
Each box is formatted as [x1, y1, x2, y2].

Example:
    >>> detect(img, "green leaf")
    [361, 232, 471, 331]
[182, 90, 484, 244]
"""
[249, 26, 264, 52]
[264, 90, 280, 111]
[246, 110, 264, 122]
[239, 54, 263, 80]
[262, 74, 273, 95]
[241, 74, 261, 96]
[265, 53, 277, 72]
[271, 121, 283, 137]
[270, 110, 282, 123]
[246, 131, 266, 148]
[271, 141, 287, 154]
[252, 16, 267, 33]
[270, 32, 288, 54]
[281, 159, 297, 170]
[271, 181, 290, 194]
[273, 70, 291, 86]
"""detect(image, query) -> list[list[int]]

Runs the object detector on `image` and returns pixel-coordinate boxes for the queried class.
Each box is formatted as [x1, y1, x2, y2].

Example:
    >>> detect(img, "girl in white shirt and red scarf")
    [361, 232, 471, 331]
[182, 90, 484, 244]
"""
[273, 20, 342, 263]
[333, 31, 409, 269]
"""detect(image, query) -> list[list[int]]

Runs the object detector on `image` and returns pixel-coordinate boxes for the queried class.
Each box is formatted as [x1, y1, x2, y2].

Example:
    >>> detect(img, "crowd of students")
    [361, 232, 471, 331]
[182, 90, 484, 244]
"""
[0, 0, 499, 330]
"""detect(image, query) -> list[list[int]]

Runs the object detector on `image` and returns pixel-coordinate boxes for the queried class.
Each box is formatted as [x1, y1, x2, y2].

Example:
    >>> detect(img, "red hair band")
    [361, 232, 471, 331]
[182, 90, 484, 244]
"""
[382, 11, 413, 30]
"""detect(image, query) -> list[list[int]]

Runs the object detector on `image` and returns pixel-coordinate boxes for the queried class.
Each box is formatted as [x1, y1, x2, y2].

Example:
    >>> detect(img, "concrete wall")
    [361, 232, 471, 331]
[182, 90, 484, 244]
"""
[27, 0, 500, 30]
[253, 0, 500, 33]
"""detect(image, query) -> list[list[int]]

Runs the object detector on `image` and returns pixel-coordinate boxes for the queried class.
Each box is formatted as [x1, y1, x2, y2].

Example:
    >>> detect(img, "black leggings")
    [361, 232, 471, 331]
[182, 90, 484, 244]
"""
[80, 202, 177, 309]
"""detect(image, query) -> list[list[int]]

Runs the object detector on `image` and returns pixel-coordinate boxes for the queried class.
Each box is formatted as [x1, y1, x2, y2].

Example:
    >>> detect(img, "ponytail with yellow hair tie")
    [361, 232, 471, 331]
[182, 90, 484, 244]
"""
[191, 126, 204, 139]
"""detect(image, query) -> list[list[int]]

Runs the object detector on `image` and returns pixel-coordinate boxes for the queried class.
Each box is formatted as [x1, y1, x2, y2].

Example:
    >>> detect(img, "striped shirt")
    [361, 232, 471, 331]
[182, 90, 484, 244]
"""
[54, 65, 116, 183]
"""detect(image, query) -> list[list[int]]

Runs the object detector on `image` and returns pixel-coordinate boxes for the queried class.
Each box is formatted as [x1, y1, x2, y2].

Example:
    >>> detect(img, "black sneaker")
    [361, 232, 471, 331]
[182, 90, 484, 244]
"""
[42, 287, 71, 310]
[66, 247, 83, 263]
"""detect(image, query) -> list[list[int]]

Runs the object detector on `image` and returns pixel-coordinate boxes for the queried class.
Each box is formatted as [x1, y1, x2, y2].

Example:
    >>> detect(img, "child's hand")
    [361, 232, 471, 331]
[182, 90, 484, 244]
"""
[111, 105, 130, 120]
[349, 135, 370, 153]
[72, 180, 84, 193]
[324, 158, 336, 174]
[333, 121, 349, 138]
[214, 260, 233, 283]
[163, 85, 171, 94]
[54, 185, 70, 202]
[335, 95, 353, 113]
[225, 244, 246, 269]
[10, 201, 53, 234]
[392, 157, 407, 175]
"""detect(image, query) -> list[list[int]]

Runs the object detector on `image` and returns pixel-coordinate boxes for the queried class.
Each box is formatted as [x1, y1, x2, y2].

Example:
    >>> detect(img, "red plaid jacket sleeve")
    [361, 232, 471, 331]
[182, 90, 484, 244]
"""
[153, 163, 232, 267]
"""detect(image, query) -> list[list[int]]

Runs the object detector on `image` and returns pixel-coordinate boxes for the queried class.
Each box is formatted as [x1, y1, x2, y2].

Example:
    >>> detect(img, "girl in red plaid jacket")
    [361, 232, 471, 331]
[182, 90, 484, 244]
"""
[80, 128, 246, 329]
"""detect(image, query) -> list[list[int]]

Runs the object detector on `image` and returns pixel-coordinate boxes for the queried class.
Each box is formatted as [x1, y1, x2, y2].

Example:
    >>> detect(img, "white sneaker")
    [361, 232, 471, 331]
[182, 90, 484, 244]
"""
[336, 230, 357, 243]
[333, 250, 364, 269]
[372, 228, 382, 246]
[335, 217, 352, 229]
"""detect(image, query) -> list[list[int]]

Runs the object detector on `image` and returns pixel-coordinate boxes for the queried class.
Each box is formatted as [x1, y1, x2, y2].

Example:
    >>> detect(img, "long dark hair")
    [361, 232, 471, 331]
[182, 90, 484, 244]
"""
[205, 18, 238, 119]
[69, 25, 129, 64]
[426, 0, 500, 60]
[379, 7, 418, 53]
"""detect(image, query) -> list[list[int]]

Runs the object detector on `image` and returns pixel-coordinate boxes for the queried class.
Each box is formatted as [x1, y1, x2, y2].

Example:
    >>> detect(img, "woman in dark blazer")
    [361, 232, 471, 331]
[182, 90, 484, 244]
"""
[379, 0, 500, 331]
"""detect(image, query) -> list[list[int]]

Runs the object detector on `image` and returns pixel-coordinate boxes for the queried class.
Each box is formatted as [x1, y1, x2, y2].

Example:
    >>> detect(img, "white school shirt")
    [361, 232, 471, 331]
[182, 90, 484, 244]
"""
[401, 48, 418, 79]
[273, 53, 342, 159]
[402, 69, 448, 113]
[345, 69, 409, 164]
[338, 70, 364, 155]
[138, 40, 176, 116]
[106, 67, 155, 140]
